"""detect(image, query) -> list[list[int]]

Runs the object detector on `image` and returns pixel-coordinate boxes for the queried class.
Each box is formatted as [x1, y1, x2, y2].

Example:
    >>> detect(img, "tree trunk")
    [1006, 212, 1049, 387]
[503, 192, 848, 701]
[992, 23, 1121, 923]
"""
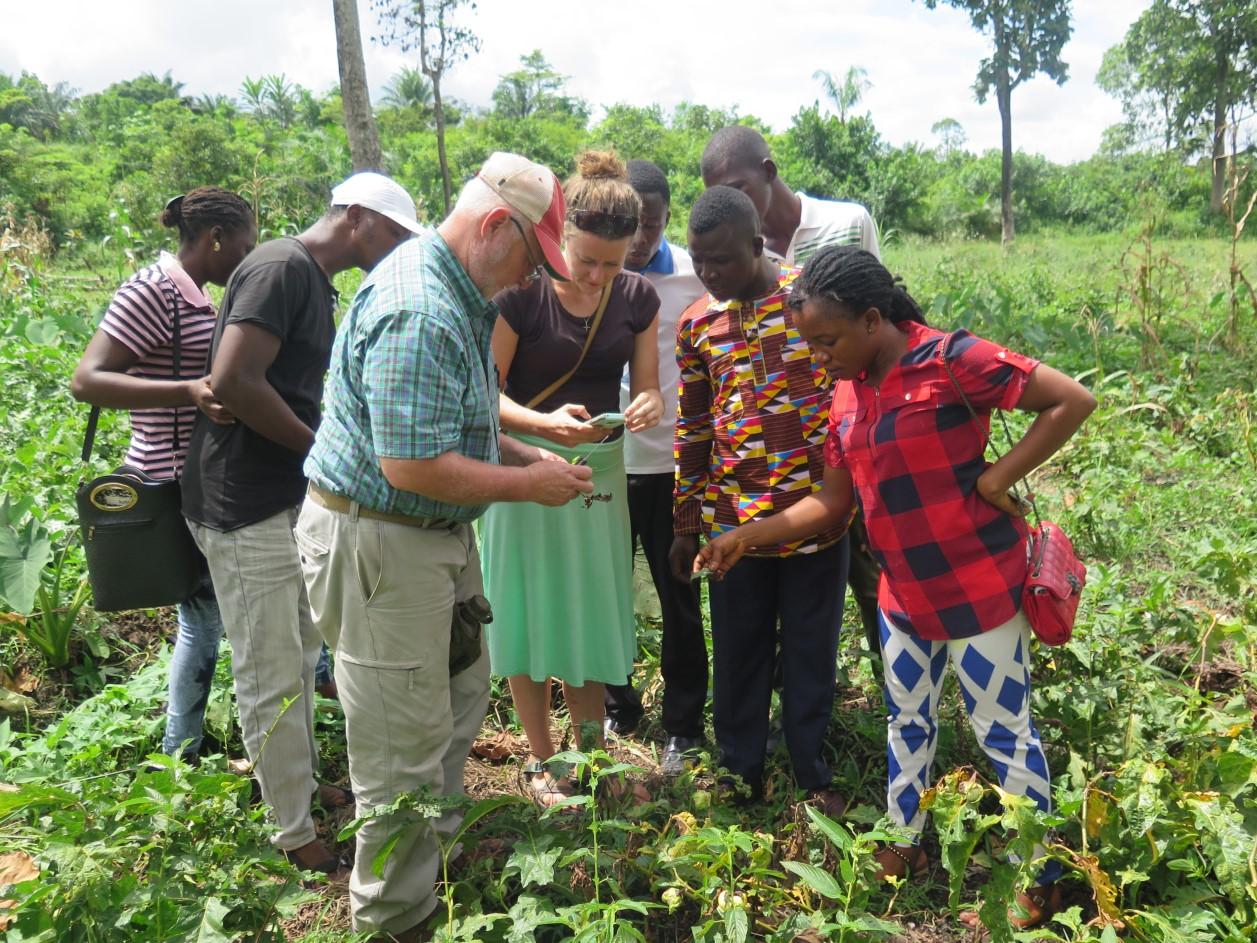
[332, 0, 384, 172]
[1210, 48, 1229, 214]
[997, 69, 1015, 245]
[431, 77, 452, 214]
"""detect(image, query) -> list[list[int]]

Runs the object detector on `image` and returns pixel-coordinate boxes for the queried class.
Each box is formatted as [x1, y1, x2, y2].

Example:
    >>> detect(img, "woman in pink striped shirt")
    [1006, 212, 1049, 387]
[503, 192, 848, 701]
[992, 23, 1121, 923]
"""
[72, 187, 254, 759]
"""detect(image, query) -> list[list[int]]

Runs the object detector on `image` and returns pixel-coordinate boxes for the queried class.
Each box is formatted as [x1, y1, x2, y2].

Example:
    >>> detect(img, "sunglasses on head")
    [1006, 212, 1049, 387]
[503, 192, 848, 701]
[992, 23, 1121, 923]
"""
[567, 209, 638, 239]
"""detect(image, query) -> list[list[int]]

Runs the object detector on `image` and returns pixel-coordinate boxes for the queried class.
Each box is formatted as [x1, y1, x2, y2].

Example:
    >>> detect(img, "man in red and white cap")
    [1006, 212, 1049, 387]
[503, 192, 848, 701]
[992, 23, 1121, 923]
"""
[297, 152, 592, 940]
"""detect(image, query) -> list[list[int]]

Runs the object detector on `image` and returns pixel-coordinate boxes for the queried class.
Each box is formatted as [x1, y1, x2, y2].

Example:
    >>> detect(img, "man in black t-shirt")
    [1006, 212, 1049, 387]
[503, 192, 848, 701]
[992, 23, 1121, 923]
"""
[183, 172, 419, 878]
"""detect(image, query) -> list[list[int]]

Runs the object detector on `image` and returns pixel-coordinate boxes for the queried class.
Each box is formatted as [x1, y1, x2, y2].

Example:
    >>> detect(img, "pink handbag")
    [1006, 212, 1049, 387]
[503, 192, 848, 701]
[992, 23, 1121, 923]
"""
[1022, 521, 1086, 646]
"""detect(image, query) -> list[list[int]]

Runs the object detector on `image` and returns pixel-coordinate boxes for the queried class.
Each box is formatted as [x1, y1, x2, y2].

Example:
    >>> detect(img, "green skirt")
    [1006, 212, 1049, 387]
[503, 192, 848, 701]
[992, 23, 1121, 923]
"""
[481, 433, 635, 685]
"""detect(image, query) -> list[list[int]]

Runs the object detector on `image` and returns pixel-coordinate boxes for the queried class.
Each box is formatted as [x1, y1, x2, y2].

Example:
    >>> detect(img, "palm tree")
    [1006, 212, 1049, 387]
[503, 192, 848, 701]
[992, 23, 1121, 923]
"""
[813, 66, 871, 124]
[382, 66, 434, 114]
[190, 93, 237, 117]
[263, 74, 298, 129]
[239, 76, 268, 115]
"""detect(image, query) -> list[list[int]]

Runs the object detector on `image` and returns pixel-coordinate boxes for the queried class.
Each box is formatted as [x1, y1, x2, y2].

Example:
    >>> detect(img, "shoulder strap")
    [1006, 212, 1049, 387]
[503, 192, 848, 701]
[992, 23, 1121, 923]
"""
[940, 332, 1039, 524]
[524, 283, 612, 410]
[81, 278, 185, 466]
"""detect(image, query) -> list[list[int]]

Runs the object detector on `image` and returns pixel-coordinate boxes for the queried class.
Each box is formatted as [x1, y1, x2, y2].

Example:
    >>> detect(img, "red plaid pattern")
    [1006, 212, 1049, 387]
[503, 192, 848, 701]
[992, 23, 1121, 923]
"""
[824, 324, 1039, 640]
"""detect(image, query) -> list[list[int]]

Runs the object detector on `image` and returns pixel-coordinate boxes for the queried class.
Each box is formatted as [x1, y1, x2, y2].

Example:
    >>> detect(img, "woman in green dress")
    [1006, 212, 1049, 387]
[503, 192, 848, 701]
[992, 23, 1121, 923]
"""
[484, 151, 663, 806]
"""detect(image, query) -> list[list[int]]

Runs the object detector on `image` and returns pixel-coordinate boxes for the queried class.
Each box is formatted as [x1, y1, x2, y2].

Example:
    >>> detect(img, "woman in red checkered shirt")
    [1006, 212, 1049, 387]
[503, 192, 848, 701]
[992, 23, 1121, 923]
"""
[696, 245, 1096, 931]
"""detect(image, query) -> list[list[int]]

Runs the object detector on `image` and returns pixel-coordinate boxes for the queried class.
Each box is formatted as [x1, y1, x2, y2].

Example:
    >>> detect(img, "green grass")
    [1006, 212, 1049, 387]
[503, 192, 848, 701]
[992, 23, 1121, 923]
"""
[1, 232, 1255, 942]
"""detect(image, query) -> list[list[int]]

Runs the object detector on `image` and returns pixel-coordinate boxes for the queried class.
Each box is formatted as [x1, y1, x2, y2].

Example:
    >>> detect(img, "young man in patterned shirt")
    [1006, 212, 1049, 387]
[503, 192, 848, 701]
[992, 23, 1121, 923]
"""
[668, 186, 849, 814]
[701, 124, 883, 655]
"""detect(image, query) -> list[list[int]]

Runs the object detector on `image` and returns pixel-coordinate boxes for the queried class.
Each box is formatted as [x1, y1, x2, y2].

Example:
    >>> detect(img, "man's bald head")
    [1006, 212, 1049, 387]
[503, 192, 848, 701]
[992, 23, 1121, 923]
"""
[700, 125, 772, 180]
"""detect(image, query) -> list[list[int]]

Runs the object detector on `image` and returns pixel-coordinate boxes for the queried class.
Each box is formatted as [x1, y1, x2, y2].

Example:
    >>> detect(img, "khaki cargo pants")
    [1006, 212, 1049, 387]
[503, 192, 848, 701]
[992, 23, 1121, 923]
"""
[295, 497, 490, 936]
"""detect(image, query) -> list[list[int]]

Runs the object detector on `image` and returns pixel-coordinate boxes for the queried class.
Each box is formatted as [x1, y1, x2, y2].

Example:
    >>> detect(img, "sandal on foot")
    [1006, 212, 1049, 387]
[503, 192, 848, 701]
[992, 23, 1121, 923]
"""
[959, 883, 1062, 932]
[522, 758, 579, 811]
[870, 843, 929, 882]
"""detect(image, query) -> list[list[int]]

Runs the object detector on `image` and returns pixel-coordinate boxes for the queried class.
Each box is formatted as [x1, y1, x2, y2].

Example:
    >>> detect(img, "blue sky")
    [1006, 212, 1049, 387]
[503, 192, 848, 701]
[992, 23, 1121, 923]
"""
[1, 0, 1153, 163]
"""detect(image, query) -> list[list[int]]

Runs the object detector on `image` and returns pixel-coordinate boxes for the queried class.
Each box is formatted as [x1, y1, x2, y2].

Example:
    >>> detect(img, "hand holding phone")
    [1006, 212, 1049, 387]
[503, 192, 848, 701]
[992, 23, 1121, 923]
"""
[587, 412, 625, 430]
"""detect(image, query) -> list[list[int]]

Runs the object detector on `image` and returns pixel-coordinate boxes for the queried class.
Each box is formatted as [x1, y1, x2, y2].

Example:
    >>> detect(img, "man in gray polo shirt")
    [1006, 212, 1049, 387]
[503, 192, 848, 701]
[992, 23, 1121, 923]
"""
[297, 152, 591, 941]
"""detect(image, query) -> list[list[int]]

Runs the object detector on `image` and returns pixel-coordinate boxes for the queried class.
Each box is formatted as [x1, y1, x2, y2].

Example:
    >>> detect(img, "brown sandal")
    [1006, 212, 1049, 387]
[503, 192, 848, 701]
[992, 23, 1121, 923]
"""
[870, 843, 929, 882]
[522, 758, 580, 812]
[958, 883, 1062, 932]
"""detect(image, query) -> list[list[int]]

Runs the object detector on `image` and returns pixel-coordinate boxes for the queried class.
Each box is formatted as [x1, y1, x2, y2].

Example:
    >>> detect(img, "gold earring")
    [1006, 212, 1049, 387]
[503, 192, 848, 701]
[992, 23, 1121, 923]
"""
[213, 241, 221, 252]
[866, 325, 874, 334]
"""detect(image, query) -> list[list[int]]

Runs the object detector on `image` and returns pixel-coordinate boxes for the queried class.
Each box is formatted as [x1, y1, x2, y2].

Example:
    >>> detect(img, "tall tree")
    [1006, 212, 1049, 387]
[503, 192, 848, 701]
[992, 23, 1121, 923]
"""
[333, 0, 384, 171]
[1100, 1, 1257, 213]
[931, 117, 967, 156]
[0, 73, 76, 141]
[374, 0, 480, 214]
[919, 0, 1072, 244]
[491, 50, 589, 123]
[812, 66, 871, 124]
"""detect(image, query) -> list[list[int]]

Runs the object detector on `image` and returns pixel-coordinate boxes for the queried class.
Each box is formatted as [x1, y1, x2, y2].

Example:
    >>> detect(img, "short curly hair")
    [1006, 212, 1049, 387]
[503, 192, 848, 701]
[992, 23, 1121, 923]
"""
[688, 185, 759, 238]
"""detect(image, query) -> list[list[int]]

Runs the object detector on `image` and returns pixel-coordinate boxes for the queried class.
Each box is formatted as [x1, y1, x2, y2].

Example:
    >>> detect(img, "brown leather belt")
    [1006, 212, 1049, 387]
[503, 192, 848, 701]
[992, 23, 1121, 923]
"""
[306, 483, 458, 530]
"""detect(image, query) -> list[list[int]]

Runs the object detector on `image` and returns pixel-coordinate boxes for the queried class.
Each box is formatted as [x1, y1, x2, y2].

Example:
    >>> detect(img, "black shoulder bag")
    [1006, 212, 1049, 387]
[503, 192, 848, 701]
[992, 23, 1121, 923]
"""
[76, 286, 208, 611]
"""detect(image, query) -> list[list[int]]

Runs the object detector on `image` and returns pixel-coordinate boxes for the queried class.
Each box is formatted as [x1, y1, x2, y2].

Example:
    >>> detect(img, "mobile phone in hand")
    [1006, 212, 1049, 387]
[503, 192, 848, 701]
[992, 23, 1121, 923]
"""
[588, 412, 625, 429]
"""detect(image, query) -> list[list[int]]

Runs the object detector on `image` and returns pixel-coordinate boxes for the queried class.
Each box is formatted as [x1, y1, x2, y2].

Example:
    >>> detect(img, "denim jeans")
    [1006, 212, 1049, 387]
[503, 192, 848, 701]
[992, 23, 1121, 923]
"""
[162, 573, 224, 758]
[315, 643, 333, 687]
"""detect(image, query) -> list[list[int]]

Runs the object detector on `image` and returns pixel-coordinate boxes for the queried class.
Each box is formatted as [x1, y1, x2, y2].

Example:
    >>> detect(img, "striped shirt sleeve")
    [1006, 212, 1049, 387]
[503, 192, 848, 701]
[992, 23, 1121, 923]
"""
[100, 276, 172, 359]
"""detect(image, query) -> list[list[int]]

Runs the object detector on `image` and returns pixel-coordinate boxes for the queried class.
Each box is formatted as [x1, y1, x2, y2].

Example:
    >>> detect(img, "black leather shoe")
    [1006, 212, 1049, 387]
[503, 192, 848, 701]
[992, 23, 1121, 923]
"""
[603, 714, 639, 739]
[660, 736, 703, 777]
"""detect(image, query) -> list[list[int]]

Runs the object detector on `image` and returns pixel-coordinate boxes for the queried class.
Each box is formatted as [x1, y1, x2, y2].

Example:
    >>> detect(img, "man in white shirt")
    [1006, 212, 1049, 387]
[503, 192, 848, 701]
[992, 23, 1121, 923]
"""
[606, 159, 709, 776]
[700, 124, 882, 661]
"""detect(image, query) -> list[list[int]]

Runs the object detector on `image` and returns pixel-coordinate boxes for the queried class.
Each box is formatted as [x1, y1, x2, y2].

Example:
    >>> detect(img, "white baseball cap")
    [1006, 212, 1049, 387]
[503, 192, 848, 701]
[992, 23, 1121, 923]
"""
[330, 172, 423, 234]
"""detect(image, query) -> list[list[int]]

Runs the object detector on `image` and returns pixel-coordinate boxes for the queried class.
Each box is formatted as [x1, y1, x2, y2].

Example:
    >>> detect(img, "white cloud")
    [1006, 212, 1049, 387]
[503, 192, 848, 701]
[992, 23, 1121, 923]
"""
[0, 0, 1152, 163]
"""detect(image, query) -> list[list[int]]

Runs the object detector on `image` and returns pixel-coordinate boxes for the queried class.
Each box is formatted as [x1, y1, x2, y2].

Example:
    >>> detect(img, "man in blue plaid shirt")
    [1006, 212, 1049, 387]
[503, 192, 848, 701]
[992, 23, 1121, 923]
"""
[297, 153, 592, 941]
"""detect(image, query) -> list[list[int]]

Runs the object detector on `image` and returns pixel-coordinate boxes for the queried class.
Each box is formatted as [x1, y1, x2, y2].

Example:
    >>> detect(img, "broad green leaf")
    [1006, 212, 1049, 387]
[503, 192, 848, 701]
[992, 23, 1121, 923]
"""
[723, 903, 748, 943]
[506, 834, 562, 888]
[446, 794, 527, 855]
[804, 803, 853, 851]
[192, 897, 231, 943]
[0, 501, 52, 616]
[372, 823, 413, 877]
[782, 860, 843, 900]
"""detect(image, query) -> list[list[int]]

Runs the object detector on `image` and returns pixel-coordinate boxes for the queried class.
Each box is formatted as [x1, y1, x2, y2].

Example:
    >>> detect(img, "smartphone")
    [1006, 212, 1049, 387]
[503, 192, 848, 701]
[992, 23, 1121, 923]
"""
[588, 412, 625, 429]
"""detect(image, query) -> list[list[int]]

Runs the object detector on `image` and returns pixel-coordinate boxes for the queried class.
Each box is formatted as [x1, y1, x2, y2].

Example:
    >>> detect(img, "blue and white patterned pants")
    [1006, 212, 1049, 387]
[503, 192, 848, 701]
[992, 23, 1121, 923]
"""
[881, 608, 1061, 883]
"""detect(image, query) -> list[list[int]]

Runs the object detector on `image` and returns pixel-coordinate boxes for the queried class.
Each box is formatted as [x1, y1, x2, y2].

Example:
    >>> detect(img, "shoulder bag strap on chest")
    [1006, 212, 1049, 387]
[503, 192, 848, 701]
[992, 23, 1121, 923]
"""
[524, 283, 611, 410]
[81, 279, 185, 465]
[940, 331, 1039, 525]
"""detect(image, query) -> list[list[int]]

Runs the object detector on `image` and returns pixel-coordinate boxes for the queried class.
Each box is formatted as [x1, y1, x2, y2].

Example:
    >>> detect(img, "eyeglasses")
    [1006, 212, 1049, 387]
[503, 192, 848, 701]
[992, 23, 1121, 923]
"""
[566, 209, 639, 239]
[507, 216, 545, 284]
